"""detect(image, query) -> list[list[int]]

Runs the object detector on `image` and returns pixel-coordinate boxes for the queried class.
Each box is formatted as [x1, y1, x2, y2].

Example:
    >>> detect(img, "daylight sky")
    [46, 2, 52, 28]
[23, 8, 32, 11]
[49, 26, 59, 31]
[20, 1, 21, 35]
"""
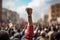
[2, 0, 60, 22]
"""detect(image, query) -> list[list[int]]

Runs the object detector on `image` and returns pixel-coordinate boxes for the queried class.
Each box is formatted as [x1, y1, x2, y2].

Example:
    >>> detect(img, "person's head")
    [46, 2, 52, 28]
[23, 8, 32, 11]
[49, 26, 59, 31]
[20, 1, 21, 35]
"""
[44, 28, 48, 33]
[0, 30, 10, 40]
[17, 29, 20, 33]
[40, 30, 46, 37]
[53, 26, 59, 32]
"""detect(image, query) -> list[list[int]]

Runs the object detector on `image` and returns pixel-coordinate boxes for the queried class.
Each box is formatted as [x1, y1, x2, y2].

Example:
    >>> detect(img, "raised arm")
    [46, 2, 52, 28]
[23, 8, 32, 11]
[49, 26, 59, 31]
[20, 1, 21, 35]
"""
[24, 8, 34, 40]
[26, 8, 33, 25]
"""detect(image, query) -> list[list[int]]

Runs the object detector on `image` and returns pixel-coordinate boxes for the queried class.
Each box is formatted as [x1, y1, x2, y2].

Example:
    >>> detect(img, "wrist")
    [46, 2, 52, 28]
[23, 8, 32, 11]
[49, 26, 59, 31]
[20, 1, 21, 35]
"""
[28, 15, 31, 16]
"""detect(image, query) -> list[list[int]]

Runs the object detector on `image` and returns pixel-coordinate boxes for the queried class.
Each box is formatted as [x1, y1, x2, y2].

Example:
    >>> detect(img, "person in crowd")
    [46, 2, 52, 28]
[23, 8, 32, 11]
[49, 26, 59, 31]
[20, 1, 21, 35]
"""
[47, 24, 55, 40]
[0, 30, 10, 40]
[21, 28, 25, 40]
[10, 28, 21, 40]
[44, 28, 49, 39]
[40, 30, 47, 40]
[8, 28, 15, 37]
[51, 25, 60, 40]
[34, 26, 39, 40]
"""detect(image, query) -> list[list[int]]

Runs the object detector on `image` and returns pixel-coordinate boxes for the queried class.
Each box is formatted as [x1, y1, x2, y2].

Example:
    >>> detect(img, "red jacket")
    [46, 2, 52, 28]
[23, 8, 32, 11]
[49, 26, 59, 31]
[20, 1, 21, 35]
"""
[24, 25, 34, 40]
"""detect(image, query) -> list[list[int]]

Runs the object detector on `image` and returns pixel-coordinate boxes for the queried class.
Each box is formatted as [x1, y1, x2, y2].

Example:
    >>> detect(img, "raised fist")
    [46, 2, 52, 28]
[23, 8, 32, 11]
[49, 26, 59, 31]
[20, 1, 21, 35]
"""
[26, 8, 32, 15]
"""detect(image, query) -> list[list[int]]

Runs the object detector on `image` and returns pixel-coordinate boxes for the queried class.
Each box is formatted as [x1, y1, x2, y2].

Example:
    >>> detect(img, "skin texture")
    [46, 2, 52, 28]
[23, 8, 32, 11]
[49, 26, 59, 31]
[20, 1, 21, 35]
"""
[24, 8, 34, 40]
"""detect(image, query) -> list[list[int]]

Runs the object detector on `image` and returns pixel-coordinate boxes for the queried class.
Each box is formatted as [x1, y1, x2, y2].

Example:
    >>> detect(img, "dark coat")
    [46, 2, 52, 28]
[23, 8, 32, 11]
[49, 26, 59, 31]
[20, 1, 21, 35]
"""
[51, 32, 60, 40]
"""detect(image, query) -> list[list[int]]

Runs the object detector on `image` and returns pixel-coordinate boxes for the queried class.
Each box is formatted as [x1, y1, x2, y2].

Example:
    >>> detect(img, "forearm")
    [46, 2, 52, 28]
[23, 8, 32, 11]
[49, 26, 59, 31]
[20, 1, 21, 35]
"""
[28, 15, 32, 25]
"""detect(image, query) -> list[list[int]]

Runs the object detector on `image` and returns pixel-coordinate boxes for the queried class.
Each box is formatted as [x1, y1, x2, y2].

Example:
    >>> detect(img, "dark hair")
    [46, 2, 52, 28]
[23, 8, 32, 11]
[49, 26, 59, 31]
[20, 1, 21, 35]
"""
[17, 29, 20, 33]
[53, 26, 59, 32]
[0, 31, 10, 40]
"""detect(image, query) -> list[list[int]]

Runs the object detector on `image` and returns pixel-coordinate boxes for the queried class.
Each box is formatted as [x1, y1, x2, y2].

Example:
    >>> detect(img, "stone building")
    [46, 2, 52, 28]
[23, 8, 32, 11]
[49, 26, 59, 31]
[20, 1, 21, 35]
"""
[48, 3, 60, 22]
[2, 8, 20, 24]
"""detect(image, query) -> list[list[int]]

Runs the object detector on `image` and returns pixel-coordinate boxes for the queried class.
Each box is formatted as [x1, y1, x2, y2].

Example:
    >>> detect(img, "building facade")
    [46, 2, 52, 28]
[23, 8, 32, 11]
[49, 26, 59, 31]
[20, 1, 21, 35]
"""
[49, 4, 60, 22]
[44, 14, 48, 23]
[2, 8, 20, 24]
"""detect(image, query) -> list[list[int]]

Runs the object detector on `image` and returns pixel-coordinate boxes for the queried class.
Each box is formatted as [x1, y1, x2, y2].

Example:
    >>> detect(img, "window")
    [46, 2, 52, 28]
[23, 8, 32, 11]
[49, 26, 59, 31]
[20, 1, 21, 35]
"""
[52, 13, 56, 17]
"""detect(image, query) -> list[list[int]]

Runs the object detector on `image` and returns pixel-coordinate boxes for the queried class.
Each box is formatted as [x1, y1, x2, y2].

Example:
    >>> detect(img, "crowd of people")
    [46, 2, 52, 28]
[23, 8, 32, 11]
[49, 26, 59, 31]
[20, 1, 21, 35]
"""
[34, 23, 60, 40]
[0, 21, 25, 40]
[0, 21, 60, 40]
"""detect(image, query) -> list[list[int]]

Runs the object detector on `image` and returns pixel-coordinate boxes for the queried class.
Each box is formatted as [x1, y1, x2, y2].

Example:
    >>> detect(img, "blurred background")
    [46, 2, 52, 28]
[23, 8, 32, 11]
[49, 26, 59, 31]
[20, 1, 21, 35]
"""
[0, 0, 60, 40]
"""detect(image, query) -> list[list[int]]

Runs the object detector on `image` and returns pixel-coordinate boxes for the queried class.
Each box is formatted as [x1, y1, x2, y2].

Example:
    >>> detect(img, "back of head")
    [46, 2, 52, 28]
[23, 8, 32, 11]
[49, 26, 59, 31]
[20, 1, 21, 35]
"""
[0, 30, 10, 40]
[51, 32, 60, 40]
[40, 30, 46, 37]
[55, 32, 60, 39]
[53, 26, 59, 32]
[17, 29, 20, 33]
[44, 28, 49, 33]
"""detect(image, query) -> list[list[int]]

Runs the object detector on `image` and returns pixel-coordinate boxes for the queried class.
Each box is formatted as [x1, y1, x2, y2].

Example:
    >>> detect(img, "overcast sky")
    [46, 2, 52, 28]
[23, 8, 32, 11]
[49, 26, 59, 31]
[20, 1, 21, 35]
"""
[2, 0, 60, 22]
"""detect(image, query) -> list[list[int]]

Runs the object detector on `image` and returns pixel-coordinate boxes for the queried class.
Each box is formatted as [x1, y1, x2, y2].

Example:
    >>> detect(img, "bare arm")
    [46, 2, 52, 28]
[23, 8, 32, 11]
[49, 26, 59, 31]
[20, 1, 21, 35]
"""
[28, 15, 32, 26]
